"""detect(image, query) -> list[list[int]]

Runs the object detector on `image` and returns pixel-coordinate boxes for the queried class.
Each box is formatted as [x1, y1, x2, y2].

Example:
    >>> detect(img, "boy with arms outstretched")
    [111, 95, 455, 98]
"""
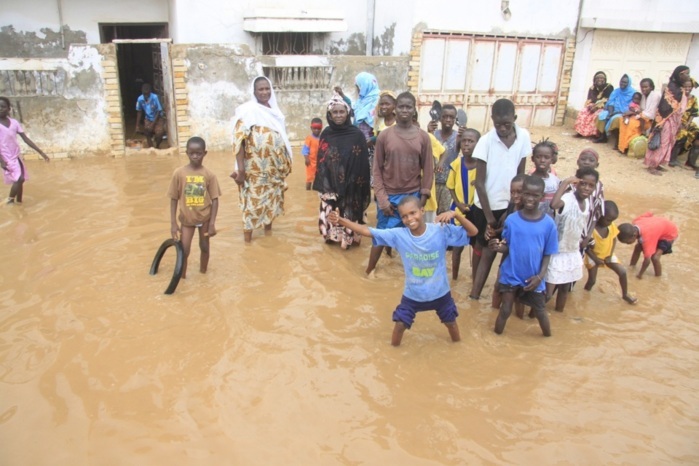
[328, 196, 477, 346]
[168, 137, 221, 279]
[489, 176, 558, 337]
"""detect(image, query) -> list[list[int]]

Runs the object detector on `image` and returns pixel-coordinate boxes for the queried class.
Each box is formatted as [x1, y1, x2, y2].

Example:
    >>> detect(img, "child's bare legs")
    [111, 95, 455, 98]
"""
[391, 322, 407, 346]
[471, 245, 482, 282]
[531, 301, 552, 337]
[470, 247, 496, 299]
[452, 246, 464, 280]
[494, 290, 515, 334]
[198, 224, 211, 273]
[445, 321, 461, 342]
[244, 230, 252, 242]
[553, 283, 571, 312]
[366, 245, 384, 275]
[264, 222, 272, 233]
[8, 176, 24, 203]
[179, 225, 196, 279]
[606, 262, 637, 303]
[305, 182, 311, 190]
[651, 250, 663, 277]
[584, 266, 598, 291]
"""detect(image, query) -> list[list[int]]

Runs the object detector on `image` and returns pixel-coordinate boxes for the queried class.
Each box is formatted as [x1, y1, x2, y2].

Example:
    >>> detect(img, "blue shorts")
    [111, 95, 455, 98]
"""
[392, 292, 458, 329]
[657, 240, 674, 255]
[376, 192, 420, 229]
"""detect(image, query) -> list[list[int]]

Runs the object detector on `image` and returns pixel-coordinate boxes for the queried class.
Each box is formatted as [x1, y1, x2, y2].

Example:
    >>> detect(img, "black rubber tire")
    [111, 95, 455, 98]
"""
[149, 239, 184, 295]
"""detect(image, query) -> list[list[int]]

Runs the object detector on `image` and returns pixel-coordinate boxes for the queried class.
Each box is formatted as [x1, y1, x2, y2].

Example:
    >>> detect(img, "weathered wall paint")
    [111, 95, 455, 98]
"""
[0, 45, 111, 158]
[0, 25, 87, 58]
[176, 45, 409, 151]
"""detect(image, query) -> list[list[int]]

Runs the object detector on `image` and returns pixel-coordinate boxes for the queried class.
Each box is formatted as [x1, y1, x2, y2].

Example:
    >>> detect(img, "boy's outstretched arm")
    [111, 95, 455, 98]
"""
[435, 210, 478, 237]
[328, 209, 373, 238]
[170, 198, 179, 240]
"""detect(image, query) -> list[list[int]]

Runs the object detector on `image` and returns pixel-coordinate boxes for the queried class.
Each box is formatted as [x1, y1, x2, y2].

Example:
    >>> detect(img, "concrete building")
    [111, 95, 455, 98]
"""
[1, 0, 697, 158]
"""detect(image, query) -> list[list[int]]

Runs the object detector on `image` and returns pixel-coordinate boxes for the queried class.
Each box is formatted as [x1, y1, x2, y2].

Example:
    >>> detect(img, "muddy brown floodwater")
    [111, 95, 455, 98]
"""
[1, 127, 699, 465]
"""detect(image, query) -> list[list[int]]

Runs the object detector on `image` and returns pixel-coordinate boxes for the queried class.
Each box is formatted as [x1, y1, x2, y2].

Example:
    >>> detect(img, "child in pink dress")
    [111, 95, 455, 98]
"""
[0, 97, 50, 204]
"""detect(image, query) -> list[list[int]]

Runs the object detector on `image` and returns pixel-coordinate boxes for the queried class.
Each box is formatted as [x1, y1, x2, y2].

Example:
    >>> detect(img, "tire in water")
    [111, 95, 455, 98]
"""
[149, 239, 184, 295]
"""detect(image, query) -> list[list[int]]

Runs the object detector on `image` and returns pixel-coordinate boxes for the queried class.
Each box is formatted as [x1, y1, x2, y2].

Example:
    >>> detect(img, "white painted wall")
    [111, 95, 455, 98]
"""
[412, 0, 580, 41]
[1, 0, 169, 44]
[580, 0, 699, 33]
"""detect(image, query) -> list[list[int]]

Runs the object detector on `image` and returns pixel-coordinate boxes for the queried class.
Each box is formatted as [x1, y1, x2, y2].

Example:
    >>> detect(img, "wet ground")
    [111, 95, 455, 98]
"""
[1, 128, 698, 464]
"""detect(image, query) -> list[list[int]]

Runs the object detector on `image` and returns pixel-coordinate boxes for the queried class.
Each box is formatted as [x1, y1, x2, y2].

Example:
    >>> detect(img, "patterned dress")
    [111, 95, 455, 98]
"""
[233, 119, 292, 231]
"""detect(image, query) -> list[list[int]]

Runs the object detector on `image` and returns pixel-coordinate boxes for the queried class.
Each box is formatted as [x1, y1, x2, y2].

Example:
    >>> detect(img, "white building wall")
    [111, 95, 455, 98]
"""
[1, 0, 170, 44]
[412, 0, 580, 39]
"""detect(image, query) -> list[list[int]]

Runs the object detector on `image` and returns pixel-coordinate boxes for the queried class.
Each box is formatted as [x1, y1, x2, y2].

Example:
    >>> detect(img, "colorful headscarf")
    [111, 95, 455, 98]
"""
[352, 72, 380, 128]
[327, 92, 351, 114]
[232, 75, 292, 161]
[606, 74, 636, 114]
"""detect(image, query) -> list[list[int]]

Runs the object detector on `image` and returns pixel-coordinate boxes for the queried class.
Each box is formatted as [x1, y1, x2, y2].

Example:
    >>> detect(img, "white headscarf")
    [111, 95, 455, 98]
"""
[232, 76, 292, 161]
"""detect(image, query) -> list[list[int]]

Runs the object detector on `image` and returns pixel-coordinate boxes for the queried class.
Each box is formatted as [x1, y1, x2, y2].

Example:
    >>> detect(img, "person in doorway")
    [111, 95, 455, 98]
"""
[0, 96, 50, 204]
[428, 104, 465, 214]
[168, 137, 221, 279]
[231, 76, 293, 242]
[328, 195, 477, 346]
[469, 98, 530, 300]
[489, 175, 557, 337]
[618, 212, 679, 279]
[135, 83, 165, 149]
[367, 92, 434, 275]
[302, 117, 322, 190]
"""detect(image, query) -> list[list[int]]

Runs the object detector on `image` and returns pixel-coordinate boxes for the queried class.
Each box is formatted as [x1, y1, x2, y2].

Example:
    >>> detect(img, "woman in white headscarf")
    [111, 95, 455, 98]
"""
[231, 76, 293, 242]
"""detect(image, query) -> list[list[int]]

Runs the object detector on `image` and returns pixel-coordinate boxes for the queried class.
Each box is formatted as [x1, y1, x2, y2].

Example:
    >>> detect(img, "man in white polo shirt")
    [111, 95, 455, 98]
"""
[468, 99, 531, 300]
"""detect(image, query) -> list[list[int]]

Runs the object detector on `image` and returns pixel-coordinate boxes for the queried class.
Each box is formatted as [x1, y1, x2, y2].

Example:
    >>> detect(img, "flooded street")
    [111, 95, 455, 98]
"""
[1, 137, 699, 464]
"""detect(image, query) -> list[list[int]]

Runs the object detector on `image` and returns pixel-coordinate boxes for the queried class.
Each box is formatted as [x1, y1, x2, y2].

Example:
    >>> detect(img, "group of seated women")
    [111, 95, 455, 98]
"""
[574, 66, 699, 177]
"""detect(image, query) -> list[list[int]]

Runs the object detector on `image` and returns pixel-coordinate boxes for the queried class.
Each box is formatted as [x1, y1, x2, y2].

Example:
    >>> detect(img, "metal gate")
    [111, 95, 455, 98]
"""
[418, 33, 565, 132]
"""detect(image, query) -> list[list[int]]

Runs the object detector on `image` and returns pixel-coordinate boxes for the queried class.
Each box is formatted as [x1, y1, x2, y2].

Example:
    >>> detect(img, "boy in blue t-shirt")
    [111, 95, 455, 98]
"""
[328, 196, 478, 346]
[489, 176, 558, 337]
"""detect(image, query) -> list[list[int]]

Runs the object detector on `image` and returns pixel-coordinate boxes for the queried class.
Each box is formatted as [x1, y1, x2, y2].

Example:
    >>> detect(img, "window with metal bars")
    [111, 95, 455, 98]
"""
[261, 32, 313, 55]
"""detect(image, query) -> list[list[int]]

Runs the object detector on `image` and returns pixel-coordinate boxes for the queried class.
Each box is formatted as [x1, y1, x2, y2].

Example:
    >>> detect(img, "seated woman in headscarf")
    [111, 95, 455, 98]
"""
[644, 66, 690, 175]
[595, 74, 636, 143]
[231, 76, 293, 242]
[313, 94, 371, 250]
[672, 77, 698, 169]
[617, 78, 661, 154]
[574, 71, 613, 138]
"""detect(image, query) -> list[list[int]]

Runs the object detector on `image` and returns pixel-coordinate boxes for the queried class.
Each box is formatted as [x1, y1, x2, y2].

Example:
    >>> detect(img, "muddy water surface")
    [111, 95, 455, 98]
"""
[1, 150, 698, 465]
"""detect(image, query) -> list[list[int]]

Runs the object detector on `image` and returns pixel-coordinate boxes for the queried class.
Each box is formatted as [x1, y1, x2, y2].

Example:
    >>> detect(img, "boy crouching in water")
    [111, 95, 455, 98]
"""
[489, 176, 558, 337]
[328, 195, 477, 346]
[168, 136, 221, 278]
[618, 212, 679, 279]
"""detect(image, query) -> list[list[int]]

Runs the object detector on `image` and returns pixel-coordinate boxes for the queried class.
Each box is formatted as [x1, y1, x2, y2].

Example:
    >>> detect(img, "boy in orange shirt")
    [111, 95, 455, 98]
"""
[618, 212, 678, 279]
[302, 118, 323, 190]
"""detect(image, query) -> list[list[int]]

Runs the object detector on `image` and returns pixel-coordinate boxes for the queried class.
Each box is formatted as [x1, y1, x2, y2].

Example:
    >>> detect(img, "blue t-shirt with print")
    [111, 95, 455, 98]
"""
[370, 223, 469, 301]
[499, 211, 558, 292]
[136, 93, 163, 122]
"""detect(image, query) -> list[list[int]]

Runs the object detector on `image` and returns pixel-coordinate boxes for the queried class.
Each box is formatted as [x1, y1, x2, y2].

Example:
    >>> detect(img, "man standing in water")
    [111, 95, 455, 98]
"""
[367, 92, 434, 275]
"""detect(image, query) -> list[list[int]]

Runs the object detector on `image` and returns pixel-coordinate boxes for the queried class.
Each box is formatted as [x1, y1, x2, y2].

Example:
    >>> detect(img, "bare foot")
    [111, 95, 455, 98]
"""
[244, 230, 252, 242]
[622, 294, 638, 304]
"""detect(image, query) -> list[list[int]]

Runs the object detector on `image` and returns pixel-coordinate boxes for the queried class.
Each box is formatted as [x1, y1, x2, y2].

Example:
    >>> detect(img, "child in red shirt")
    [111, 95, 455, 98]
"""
[618, 212, 678, 279]
[302, 118, 323, 190]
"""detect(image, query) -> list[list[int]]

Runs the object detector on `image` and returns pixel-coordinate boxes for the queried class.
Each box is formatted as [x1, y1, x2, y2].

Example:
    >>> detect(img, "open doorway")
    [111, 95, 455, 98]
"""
[100, 23, 175, 149]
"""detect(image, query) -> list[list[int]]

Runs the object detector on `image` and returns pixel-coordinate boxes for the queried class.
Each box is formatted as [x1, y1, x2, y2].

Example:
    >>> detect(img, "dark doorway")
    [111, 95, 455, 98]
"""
[99, 23, 171, 148]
